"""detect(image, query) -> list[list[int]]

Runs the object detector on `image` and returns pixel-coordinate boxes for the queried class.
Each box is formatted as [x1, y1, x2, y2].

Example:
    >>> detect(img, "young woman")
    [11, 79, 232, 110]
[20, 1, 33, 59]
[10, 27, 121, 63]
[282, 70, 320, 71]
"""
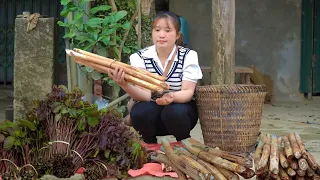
[107, 11, 203, 144]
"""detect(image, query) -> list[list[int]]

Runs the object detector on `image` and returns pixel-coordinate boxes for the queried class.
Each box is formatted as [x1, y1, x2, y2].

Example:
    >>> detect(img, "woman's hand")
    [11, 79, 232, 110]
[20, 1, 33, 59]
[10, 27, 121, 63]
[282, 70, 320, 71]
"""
[107, 66, 127, 87]
[156, 92, 174, 105]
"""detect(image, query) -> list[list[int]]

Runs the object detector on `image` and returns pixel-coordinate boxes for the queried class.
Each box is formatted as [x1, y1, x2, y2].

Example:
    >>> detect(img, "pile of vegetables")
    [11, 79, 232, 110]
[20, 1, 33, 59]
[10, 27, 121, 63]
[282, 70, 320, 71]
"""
[0, 85, 147, 179]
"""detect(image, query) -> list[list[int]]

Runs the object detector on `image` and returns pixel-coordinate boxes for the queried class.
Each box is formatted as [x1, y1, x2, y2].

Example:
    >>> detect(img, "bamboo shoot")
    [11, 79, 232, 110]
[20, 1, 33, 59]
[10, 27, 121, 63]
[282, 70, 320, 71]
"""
[279, 167, 290, 180]
[305, 152, 318, 170]
[187, 138, 252, 167]
[75, 58, 164, 94]
[288, 158, 298, 170]
[254, 139, 265, 172]
[257, 134, 271, 172]
[181, 139, 255, 179]
[68, 50, 169, 90]
[286, 167, 296, 177]
[297, 168, 306, 177]
[283, 136, 294, 160]
[174, 146, 228, 180]
[160, 138, 206, 180]
[149, 153, 187, 180]
[73, 48, 167, 81]
[299, 158, 308, 171]
[270, 135, 279, 174]
[280, 151, 289, 169]
[216, 167, 239, 180]
[307, 166, 315, 177]
[295, 133, 307, 159]
[288, 133, 302, 159]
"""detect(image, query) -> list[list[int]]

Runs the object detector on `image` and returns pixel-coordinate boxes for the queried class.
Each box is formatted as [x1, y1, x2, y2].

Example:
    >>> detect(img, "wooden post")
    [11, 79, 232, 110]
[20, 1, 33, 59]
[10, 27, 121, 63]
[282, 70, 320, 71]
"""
[211, 0, 235, 85]
[137, 0, 142, 49]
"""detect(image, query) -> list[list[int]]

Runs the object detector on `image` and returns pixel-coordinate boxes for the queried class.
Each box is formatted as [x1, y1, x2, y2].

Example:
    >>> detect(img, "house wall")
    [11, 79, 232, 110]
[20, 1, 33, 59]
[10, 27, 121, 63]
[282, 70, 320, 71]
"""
[170, 0, 303, 101]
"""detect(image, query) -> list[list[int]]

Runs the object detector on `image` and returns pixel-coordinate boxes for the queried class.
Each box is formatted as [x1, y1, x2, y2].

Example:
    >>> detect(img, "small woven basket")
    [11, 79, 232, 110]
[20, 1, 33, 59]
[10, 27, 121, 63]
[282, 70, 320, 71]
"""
[195, 84, 267, 154]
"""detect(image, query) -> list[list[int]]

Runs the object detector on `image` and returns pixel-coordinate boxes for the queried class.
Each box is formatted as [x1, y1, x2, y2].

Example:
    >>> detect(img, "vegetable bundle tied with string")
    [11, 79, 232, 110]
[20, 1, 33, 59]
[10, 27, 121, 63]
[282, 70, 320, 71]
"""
[66, 48, 169, 94]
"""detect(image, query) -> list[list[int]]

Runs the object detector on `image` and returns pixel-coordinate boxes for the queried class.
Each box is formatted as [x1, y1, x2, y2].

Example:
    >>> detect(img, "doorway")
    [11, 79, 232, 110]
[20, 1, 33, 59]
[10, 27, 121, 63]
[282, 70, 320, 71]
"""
[301, 0, 320, 97]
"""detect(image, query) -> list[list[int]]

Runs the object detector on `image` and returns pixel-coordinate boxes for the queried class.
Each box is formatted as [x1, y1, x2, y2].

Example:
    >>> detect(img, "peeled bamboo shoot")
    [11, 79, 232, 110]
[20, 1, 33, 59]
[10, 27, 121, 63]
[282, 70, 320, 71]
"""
[299, 158, 308, 171]
[270, 135, 280, 174]
[258, 134, 271, 172]
[283, 136, 294, 160]
[279, 167, 290, 180]
[295, 133, 307, 158]
[288, 133, 302, 159]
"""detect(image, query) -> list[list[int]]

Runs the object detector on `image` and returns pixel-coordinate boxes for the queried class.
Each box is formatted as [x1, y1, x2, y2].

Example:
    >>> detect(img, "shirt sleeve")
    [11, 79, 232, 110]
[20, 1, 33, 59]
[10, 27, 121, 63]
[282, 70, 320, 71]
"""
[129, 53, 146, 70]
[182, 50, 203, 83]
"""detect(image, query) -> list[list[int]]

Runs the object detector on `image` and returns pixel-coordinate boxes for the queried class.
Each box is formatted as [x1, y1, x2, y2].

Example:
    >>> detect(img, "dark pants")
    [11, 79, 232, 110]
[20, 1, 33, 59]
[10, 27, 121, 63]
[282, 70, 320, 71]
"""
[130, 100, 198, 143]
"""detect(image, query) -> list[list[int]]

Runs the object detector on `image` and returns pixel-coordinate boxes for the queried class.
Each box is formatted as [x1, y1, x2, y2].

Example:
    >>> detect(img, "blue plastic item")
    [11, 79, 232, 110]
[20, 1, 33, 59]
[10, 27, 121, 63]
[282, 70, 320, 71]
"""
[179, 17, 190, 46]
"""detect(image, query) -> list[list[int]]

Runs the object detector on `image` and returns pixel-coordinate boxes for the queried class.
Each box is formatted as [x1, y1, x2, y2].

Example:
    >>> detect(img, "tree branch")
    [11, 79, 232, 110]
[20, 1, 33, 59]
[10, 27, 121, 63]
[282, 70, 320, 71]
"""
[108, 0, 118, 59]
[119, 7, 139, 60]
[108, 0, 118, 12]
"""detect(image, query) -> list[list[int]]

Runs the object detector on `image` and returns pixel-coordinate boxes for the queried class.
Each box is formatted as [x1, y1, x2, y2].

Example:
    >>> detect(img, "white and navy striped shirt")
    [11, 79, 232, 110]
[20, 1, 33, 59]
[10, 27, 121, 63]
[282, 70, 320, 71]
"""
[129, 45, 203, 98]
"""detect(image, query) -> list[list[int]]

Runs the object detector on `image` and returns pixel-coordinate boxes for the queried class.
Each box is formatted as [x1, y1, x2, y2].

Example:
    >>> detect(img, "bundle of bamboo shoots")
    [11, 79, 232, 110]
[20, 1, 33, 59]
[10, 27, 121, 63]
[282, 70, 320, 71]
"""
[65, 48, 169, 94]
[254, 133, 320, 180]
[150, 137, 254, 180]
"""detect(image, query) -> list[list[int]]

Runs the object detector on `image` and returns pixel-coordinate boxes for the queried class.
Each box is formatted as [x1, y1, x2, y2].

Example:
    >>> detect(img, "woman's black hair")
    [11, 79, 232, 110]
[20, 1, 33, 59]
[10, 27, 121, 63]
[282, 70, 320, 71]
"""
[153, 11, 185, 46]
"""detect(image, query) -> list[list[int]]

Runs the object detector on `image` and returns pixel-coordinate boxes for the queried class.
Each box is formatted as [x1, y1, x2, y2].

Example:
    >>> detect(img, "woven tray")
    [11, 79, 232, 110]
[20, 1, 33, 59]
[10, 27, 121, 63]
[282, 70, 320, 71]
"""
[195, 84, 267, 154]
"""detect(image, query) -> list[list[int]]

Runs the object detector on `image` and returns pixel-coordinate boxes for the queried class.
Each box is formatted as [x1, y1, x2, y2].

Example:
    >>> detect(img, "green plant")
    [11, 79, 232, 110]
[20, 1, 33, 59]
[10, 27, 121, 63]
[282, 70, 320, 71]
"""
[59, 0, 131, 80]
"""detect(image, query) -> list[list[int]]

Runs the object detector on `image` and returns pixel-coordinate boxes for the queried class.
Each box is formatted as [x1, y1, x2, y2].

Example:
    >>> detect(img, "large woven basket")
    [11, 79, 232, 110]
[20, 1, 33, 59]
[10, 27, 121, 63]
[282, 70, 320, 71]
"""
[195, 84, 267, 154]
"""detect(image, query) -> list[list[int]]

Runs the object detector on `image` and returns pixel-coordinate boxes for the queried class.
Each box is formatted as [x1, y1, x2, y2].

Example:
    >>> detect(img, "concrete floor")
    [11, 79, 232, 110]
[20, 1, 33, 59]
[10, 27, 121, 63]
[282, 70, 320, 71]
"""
[1, 86, 319, 179]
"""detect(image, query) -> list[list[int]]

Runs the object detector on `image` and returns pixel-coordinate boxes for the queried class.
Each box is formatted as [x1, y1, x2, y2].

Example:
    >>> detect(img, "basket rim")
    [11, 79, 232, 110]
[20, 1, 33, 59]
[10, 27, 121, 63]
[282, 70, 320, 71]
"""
[196, 84, 267, 93]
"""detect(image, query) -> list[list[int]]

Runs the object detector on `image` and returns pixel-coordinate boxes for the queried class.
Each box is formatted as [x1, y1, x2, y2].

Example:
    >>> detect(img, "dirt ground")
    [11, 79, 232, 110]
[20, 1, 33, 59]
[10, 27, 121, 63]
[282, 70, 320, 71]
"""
[1, 86, 319, 179]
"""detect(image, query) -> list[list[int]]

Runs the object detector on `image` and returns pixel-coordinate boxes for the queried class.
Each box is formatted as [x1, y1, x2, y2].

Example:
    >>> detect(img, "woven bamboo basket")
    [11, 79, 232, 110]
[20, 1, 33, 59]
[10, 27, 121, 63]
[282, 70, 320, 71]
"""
[195, 84, 267, 154]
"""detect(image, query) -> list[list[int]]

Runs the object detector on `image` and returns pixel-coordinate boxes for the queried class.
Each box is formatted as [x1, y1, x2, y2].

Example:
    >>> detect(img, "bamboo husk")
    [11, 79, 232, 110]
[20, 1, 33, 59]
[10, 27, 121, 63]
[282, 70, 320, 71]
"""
[67, 50, 168, 92]
[270, 135, 279, 174]
[73, 55, 164, 94]
[299, 158, 309, 171]
[295, 133, 307, 159]
[174, 146, 228, 180]
[289, 158, 298, 170]
[297, 168, 306, 177]
[181, 139, 255, 179]
[279, 167, 290, 180]
[283, 136, 294, 160]
[149, 152, 187, 180]
[286, 167, 296, 177]
[307, 166, 315, 177]
[73, 48, 167, 82]
[305, 152, 319, 170]
[258, 134, 271, 172]
[187, 138, 252, 167]
[159, 138, 208, 180]
[288, 133, 302, 159]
